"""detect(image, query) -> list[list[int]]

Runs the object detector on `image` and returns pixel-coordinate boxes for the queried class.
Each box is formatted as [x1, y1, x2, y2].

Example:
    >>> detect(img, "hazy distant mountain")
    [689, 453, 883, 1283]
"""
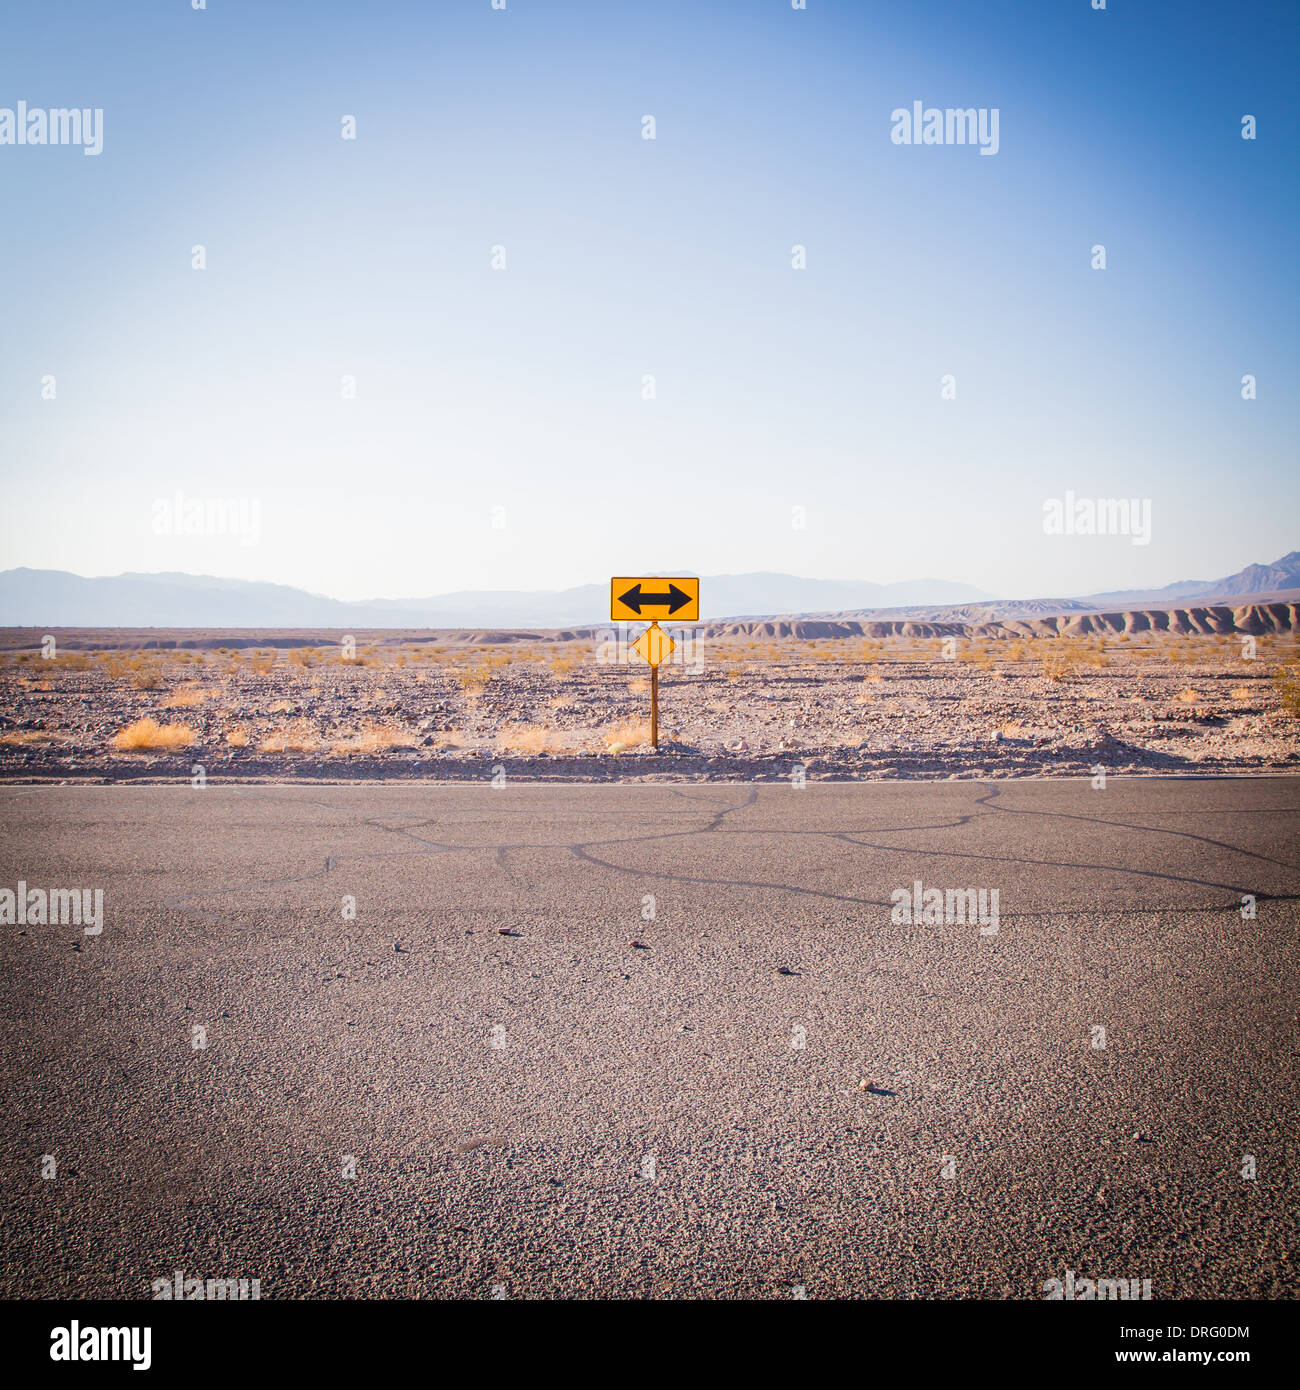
[0, 570, 356, 628]
[1196, 551, 1300, 601]
[886, 552, 1300, 624]
[1068, 551, 1300, 610]
[0, 568, 992, 628]
[0, 553, 1294, 628]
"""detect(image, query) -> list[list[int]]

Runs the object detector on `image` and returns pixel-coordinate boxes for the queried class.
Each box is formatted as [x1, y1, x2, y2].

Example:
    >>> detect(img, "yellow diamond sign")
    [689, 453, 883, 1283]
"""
[632, 624, 675, 668]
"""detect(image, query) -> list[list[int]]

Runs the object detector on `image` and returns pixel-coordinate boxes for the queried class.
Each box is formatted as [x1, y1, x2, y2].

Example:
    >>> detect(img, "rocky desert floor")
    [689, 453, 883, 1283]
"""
[1, 628, 1298, 783]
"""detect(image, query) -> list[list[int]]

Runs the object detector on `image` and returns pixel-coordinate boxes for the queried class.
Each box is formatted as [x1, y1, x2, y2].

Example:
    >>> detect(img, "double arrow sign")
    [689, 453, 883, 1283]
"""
[610, 577, 700, 622]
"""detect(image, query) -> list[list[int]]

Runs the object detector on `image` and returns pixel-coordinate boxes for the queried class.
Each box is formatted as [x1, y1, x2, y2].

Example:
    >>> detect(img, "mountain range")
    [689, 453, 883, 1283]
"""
[0, 553, 1296, 629]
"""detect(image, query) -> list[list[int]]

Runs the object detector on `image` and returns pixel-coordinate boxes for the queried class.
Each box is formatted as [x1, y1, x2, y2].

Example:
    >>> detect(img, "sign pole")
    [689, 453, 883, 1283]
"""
[650, 638, 659, 750]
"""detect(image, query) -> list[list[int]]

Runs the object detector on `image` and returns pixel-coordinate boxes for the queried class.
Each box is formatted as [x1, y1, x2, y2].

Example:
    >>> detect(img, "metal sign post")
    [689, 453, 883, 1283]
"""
[650, 640, 659, 749]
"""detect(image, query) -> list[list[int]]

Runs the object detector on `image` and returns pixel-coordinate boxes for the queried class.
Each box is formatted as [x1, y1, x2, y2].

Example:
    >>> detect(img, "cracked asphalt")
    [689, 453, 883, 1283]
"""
[1, 777, 1298, 1299]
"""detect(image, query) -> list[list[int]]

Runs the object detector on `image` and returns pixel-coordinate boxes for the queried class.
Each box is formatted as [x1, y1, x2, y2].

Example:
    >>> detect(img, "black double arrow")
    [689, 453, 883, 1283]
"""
[618, 583, 692, 615]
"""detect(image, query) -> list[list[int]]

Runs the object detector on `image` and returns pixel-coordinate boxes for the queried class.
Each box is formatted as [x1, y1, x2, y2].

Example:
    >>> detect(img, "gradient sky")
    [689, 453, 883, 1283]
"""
[1, 0, 1296, 603]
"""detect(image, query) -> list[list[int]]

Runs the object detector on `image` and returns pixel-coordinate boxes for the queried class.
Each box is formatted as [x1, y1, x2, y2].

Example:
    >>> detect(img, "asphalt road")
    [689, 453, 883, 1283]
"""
[2, 778, 1298, 1299]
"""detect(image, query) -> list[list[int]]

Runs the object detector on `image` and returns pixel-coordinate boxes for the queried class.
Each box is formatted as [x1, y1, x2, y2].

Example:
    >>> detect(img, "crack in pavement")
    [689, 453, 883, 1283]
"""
[143, 783, 1300, 927]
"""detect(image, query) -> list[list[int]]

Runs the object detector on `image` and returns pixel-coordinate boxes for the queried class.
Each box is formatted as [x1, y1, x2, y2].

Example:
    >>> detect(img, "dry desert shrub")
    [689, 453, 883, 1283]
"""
[427, 729, 473, 749]
[101, 654, 163, 689]
[1230, 686, 1253, 701]
[248, 652, 275, 674]
[495, 725, 575, 755]
[113, 718, 196, 751]
[1039, 641, 1081, 684]
[267, 699, 295, 714]
[163, 685, 218, 708]
[225, 728, 250, 748]
[550, 655, 578, 677]
[129, 663, 164, 690]
[1176, 687, 1201, 704]
[258, 721, 319, 753]
[602, 718, 651, 752]
[53, 652, 92, 671]
[458, 662, 494, 692]
[0, 729, 55, 746]
[288, 648, 315, 669]
[329, 725, 418, 755]
[1273, 665, 1300, 717]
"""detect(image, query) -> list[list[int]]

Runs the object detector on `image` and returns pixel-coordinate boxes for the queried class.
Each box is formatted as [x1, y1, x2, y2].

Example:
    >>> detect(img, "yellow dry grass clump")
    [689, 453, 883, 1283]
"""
[329, 725, 418, 755]
[1039, 641, 1081, 683]
[0, 729, 55, 747]
[1273, 664, 1300, 717]
[258, 721, 319, 753]
[99, 654, 166, 689]
[129, 665, 164, 691]
[163, 685, 219, 708]
[113, 718, 196, 751]
[603, 719, 651, 753]
[495, 725, 574, 755]
[225, 728, 250, 748]
[457, 662, 494, 692]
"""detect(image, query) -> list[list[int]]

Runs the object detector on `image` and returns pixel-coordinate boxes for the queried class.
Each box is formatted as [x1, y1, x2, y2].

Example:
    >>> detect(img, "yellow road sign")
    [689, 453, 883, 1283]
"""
[610, 576, 699, 623]
[632, 624, 676, 668]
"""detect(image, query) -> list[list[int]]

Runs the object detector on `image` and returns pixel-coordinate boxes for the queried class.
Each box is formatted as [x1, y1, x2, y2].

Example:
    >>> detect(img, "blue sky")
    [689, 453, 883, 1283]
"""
[1, 0, 1296, 603]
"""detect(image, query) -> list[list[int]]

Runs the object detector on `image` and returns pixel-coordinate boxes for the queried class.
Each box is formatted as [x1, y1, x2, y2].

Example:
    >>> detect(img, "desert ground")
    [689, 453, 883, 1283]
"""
[0, 626, 1298, 782]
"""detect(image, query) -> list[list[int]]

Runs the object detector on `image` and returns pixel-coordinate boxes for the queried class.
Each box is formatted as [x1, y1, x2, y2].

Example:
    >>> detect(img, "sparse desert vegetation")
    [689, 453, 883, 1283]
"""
[0, 626, 1295, 779]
